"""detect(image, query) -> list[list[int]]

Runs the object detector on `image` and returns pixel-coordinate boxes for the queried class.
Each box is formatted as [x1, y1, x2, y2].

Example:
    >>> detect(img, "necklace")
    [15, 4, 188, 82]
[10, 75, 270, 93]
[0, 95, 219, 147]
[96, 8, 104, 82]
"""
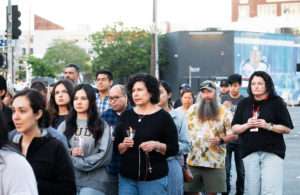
[138, 114, 146, 122]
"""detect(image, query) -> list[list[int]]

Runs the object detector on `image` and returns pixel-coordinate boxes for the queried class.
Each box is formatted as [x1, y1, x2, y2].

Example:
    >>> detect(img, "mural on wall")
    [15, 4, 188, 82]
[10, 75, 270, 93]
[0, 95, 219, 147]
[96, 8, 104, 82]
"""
[234, 31, 300, 103]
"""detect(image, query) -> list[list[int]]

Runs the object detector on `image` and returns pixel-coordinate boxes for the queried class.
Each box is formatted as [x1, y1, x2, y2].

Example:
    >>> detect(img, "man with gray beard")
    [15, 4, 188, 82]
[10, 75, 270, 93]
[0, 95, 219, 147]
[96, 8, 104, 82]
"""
[184, 80, 237, 195]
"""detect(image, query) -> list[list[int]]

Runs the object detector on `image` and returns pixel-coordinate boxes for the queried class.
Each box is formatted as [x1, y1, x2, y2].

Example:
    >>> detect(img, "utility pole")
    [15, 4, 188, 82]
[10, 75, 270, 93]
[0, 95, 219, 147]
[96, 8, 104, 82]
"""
[151, 0, 159, 79]
[7, 0, 13, 88]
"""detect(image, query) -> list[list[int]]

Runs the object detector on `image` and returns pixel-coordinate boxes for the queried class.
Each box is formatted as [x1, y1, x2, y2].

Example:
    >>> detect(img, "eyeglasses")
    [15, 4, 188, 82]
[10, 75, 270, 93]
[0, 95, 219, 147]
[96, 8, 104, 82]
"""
[96, 78, 109, 82]
[108, 95, 124, 102]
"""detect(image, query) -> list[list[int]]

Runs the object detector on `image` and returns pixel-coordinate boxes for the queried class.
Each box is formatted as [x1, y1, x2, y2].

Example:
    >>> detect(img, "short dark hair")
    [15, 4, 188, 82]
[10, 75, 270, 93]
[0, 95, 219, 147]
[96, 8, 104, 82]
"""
[181, 90, 195, 100]
[65, 63, 80, 74]
[228, 74, 242, 85]
[0, 75, 7, 100]
[96, 70, 113, 81]
[14, 89, 50, 128]
[248, 71, 277, 102]
[127, 73, 160, 104]
[30, 81, 47, 93]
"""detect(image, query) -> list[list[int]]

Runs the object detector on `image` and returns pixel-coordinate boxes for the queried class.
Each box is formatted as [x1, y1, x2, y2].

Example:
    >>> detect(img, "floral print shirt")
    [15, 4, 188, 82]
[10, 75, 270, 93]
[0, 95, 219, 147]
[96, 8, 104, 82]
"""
[186, 104, 232, 168]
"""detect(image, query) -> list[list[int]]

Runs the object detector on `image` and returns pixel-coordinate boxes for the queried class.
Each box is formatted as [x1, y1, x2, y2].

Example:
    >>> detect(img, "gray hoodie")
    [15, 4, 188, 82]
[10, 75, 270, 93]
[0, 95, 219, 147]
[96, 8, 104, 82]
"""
[58, 119, 113, 193]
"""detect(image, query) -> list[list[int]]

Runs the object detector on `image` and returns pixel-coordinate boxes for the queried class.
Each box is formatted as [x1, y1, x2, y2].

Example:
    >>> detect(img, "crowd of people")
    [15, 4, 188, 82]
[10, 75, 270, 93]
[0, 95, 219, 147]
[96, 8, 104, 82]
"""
[0, 64, 294, 195]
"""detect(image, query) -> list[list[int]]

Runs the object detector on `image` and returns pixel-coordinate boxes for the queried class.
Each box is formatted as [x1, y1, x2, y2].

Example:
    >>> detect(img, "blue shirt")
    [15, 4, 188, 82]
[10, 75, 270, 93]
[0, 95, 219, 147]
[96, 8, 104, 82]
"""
[95, 93, 111, 115]
[101, 104, 132, 174]
[169, 109, 191, 158]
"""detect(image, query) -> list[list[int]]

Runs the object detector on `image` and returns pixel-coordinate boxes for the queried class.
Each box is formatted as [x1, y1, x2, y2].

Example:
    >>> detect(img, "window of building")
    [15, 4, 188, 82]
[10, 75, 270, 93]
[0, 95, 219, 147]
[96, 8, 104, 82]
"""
[22, 48, 26, 55]
[257, 4, 277, 17]
[282, 3, 300, 15]
[239, 5, 250, 19]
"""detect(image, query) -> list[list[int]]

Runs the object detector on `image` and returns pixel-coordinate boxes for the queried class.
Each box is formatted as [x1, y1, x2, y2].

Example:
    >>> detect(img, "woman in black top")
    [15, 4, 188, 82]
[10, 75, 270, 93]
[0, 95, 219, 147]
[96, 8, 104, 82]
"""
[232, 71, 293, 195]
[114, 73, 178, 195]
[10, 89, 76, 195]
[47, 80, 73, 129]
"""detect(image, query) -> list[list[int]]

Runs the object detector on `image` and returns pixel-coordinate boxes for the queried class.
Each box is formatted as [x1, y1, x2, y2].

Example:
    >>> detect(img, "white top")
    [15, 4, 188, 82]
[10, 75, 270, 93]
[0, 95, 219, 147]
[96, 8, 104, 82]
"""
[0, 149, 38, 195]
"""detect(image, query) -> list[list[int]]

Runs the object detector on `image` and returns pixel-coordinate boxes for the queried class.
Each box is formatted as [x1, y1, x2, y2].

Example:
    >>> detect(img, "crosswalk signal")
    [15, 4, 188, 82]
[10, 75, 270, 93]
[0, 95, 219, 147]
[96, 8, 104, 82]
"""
[11, 5, 21, 39]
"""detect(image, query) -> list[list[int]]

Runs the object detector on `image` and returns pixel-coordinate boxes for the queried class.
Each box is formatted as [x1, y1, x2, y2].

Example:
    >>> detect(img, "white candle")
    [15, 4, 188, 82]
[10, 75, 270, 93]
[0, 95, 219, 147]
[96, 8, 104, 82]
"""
[79, 136, 83, 149]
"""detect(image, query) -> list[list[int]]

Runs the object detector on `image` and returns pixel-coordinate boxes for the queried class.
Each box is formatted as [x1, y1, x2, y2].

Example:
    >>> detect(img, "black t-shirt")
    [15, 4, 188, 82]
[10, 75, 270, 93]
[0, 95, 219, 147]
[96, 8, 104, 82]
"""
[114, 108, 178, 181]
[53, 115, 67, 129]
[221, 93, 245, 113]
[221, 94, 244, 144]
[174, 99, 182, 108]
[232, 96, 293, 159]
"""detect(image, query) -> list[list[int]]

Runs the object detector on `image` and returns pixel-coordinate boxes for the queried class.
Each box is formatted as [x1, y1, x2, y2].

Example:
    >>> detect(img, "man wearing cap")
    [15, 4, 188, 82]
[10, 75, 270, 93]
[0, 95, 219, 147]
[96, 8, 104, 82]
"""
[174, 83, 191, 108]
[185, 80, 237, 195]
[220, 79, 229, 96]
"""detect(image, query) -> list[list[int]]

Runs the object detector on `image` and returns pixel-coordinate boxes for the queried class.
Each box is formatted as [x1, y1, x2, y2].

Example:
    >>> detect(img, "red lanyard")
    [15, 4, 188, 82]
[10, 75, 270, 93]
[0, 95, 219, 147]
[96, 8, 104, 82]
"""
[252, 95, 268, 117]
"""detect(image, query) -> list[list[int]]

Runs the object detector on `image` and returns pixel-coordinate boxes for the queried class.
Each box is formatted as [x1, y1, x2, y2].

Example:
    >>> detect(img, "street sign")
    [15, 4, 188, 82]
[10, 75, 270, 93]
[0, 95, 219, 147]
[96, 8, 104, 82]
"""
[0, 40, 7, 47]
[190, 66, 200, 72]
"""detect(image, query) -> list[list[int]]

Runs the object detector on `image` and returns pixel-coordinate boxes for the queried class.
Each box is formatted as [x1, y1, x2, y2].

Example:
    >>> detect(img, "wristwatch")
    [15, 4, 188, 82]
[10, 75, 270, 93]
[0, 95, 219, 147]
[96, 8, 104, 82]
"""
[268, 123, 274, 131]
[219, 138, 224, 145]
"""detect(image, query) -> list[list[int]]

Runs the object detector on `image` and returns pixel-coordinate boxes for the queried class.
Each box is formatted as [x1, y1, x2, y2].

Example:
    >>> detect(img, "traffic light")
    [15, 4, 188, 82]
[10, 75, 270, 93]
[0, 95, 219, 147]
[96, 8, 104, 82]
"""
[0, 53, 7, 69]
[11, 5, 21, 39]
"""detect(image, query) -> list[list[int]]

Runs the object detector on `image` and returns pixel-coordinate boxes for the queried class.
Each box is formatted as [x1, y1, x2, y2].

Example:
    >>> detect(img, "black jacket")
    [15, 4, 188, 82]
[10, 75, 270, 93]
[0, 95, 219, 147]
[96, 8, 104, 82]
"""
[1, 103, 15, 131]
[11, 130, 76, 195]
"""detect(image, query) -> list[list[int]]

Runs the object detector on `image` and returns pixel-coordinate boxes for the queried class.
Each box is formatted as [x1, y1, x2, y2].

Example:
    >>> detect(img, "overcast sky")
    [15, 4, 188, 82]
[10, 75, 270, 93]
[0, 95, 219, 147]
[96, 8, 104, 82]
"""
[1, 0, 231, 32]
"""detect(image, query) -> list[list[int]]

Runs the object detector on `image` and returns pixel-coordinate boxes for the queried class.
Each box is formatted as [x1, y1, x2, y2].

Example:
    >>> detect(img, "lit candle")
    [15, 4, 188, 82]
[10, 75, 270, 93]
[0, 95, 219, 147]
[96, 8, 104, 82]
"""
[110, 126, 114, 136]
[129, 126, 133, 138]
[79, 136, 82, 149]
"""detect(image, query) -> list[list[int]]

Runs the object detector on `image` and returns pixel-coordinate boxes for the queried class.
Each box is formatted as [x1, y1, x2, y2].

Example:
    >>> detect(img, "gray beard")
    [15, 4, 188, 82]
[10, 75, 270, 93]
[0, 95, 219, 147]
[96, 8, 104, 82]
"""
[196, 97, 220, 121]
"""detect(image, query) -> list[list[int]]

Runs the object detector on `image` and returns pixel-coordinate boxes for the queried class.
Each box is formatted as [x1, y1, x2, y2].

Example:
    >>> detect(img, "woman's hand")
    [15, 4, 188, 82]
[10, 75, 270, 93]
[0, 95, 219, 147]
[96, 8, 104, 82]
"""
[255, 119, 269, 129]
[140, 141, 158, 152]
[71, 147, 84, 157]
[247, 117, 261, 128]
[118, 137, 134, 155]
[122, 137, 134, 148]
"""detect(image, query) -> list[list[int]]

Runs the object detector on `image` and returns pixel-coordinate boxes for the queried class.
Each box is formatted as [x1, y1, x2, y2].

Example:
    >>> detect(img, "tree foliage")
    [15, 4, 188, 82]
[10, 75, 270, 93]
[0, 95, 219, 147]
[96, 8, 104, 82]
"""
[27, 56, 56, 77]
[90, 22, 168, 81]
[43, 39, 91, 75]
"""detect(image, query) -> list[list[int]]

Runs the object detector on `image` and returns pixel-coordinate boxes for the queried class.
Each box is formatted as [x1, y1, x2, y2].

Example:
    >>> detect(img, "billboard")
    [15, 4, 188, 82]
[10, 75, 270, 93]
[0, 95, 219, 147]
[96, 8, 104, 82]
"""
[234, 31, 300, 103]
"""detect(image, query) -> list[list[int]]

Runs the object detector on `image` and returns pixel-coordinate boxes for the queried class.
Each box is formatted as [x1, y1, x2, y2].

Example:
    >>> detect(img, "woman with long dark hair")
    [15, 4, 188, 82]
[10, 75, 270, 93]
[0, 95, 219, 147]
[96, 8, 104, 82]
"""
[58, 84, 113, 195]
[10, 89, 76, 195]
[157, 80, 191, 195]
[47, 80, 73, 129]
[114, 73, 179, 194]
[0, 113, 38, 195]
[232, 71, 293, 195]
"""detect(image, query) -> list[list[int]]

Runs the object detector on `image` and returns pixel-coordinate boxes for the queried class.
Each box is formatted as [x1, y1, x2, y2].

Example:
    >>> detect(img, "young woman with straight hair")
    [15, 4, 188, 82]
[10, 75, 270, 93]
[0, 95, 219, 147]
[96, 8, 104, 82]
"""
[47, 80, 73, 129]
[58, 84, 113, 195]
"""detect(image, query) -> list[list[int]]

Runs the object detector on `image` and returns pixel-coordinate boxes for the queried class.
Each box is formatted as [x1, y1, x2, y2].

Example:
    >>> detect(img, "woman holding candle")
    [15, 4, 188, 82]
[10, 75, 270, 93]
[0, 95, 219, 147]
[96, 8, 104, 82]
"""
[58, 84, 113, 195]
[47, 80, 73, 129]
[231, 71, 293, 195]
[157, 80, 191, 195]
[114, 73, 179, 195]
